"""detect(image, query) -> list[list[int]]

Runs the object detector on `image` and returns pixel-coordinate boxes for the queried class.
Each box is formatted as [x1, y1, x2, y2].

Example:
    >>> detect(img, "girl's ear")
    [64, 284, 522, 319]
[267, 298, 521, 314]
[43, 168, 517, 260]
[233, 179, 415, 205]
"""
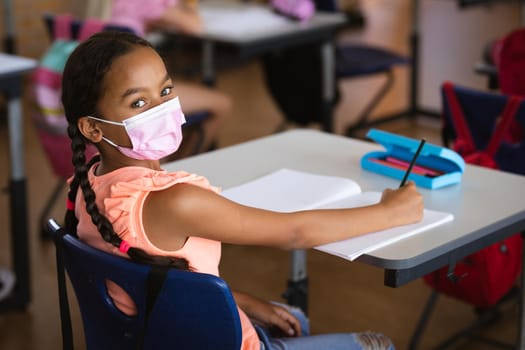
[78, 117, 103, 143]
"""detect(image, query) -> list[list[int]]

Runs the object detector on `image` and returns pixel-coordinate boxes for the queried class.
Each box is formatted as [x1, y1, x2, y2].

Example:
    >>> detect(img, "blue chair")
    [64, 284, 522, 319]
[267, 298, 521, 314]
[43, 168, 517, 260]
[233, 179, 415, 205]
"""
[315, 1, 410, 136]
[48, 219, 242, 350]
[409, 82, 525, 350]
[440, 82, 525, 175]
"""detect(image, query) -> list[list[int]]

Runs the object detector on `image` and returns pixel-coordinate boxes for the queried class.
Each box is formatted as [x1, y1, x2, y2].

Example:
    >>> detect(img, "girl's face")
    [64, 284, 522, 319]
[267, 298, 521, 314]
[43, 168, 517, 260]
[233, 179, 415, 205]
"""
[92, 46, 175, 148]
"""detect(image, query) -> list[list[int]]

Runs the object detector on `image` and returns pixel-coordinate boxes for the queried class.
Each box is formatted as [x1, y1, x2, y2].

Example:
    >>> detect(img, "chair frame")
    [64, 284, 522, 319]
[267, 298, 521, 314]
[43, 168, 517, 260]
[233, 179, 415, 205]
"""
[409, 287, 518, 350]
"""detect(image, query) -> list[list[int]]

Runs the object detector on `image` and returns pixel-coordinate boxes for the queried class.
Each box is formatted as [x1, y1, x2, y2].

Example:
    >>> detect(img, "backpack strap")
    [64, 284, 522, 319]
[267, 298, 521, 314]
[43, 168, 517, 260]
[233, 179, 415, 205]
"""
[443, 81, 477, 156]
[77, 18, 107, 41]
[444, 81, 524, 168]
[485, 95, 522, 157]
[53, 14, 75, 41]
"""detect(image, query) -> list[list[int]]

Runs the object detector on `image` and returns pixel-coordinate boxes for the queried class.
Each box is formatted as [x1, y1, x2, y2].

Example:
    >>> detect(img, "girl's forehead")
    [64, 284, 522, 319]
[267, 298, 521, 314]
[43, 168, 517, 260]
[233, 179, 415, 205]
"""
[103, 47, 167, 93]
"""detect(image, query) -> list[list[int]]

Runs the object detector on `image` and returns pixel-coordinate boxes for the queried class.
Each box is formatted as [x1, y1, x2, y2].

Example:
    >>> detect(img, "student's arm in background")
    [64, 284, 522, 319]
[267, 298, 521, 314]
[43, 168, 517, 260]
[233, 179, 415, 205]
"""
[146, 0, 203, 35]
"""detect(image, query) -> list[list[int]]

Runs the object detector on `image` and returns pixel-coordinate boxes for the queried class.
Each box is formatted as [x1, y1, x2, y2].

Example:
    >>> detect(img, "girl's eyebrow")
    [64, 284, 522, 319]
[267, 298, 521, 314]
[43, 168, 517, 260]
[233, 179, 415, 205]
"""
[121, 87, 142, 100]
[120, 74, 171, 100]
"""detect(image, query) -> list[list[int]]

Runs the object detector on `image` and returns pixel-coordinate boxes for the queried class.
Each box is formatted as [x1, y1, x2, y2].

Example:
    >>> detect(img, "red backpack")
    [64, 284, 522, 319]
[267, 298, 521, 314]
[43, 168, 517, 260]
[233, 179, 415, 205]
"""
[423, 82, 524, 308]
[494, 27, 525, 142]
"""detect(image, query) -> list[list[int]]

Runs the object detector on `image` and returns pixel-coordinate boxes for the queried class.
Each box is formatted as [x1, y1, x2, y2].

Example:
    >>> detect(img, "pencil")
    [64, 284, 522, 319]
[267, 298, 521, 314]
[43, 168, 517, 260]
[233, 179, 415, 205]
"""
[399, 139, 426, 188]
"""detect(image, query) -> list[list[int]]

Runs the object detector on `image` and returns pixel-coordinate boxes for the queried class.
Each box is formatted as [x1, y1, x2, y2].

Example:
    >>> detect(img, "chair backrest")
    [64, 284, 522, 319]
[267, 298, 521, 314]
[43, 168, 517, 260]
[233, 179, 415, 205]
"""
[441, 82, 525, 175]
[49, 220, 242, 350]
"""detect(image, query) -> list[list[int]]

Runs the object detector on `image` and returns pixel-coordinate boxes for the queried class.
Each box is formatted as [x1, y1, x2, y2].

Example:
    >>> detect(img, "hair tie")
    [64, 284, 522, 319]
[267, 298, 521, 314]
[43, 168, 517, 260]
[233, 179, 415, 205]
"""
[119, 240, 131, 254]
[66, 198, 75, 211]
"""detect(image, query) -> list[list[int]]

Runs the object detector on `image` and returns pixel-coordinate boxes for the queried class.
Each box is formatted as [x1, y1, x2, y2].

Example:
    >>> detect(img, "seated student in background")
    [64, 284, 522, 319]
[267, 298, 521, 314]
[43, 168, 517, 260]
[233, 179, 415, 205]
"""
[63, 30, 423, 350]
[86, 0, 231, 158]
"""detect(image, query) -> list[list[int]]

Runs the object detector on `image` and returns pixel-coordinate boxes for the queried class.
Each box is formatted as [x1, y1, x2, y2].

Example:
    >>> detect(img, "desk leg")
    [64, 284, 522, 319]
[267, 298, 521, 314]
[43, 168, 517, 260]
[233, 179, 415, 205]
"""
[407, 0, 440, 118]
[408, 0, 420, 117]
[2, 0, 16, 53]
[320, 40, 335, 133]
[202, 40, 215, 86]
[1, 96, 30, 311]
[283, 249, 308, 314]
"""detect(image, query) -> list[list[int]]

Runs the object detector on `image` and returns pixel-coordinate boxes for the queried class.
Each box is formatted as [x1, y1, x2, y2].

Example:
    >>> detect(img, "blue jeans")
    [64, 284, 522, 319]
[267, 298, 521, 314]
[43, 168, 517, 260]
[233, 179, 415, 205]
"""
[255, 303, 395, 350]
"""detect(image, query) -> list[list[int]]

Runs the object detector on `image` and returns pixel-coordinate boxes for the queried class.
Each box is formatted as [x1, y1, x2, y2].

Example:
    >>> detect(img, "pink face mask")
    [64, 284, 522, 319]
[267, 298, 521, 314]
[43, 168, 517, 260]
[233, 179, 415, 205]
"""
[88, 97, 186, 160]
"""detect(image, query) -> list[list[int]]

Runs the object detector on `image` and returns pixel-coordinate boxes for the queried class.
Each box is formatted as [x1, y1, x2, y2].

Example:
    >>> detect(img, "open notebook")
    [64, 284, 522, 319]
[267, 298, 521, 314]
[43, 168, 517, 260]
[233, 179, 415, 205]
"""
[222, 168, 453, 261]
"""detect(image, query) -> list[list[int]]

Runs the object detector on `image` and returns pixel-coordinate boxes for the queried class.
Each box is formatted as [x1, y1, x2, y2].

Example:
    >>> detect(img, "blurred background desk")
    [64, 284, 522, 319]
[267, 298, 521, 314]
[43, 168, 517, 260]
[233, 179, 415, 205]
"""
[0, 53, 36, 312]
[162, 0, 346, 132]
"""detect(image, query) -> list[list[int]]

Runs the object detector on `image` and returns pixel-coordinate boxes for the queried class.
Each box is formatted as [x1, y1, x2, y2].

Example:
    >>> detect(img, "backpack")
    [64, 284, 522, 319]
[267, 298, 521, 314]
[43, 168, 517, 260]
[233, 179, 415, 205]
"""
[32, 14, 106, 178]
[493, 28, 525, 142]
[423, 81, 524, 308]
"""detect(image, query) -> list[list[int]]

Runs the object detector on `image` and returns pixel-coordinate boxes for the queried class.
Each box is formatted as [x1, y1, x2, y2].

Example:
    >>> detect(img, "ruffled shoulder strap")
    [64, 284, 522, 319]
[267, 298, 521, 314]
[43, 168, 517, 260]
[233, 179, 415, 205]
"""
[110, 169, 219, 194]
[102, 167, 219, 223]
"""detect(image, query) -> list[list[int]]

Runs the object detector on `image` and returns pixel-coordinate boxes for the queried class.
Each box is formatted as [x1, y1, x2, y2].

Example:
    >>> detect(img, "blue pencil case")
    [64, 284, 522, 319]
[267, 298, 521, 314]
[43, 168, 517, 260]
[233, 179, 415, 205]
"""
[361, 129, 465, 189]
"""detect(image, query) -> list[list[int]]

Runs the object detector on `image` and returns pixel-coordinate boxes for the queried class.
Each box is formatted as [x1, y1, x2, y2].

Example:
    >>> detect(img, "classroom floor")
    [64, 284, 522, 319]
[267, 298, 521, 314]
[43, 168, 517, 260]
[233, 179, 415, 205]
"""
[0, 0, 523, 349]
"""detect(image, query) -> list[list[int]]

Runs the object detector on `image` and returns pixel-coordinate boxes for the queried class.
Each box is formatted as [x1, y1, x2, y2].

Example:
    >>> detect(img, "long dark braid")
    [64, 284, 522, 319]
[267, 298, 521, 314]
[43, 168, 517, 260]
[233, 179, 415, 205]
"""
[62, 31, 188, 270]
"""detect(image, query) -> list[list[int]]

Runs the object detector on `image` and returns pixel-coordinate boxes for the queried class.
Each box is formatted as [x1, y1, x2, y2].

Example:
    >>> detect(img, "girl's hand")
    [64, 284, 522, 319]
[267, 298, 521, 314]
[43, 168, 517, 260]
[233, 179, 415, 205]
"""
[380, 182, 424, 226]
[233, 292, 301, 337]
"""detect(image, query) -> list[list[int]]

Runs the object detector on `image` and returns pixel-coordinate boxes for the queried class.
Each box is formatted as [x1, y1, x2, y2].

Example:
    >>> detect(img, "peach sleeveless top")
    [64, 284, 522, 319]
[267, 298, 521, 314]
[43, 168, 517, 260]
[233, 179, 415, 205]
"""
[74, 164, 260, 350]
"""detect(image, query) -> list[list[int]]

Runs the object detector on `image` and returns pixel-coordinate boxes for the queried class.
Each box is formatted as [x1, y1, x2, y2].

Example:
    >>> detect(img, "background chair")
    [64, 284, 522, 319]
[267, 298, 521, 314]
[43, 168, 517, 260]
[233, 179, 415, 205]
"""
[262, 1, 409, 135]
[316, 0, 410, 136]
[474, 39, 499, 91]
[317, 0, 410, 136]
[34, 14, 211, 239]
[409, 82, 525, 350]
[48, 219, 242, 350]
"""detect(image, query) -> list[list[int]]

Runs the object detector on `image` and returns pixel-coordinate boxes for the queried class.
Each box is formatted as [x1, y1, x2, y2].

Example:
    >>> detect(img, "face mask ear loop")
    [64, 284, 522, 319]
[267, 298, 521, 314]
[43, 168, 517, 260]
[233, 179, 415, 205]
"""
[87, 116, 130, 149]
[87, 116, 125, 126]
[100, 136, 122, 148]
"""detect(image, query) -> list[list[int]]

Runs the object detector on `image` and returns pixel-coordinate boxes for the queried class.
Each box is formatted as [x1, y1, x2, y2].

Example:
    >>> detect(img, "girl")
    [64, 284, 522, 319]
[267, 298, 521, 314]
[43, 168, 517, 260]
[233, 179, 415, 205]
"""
[62, 30, 423, 350]
[87, 0, 231, 157]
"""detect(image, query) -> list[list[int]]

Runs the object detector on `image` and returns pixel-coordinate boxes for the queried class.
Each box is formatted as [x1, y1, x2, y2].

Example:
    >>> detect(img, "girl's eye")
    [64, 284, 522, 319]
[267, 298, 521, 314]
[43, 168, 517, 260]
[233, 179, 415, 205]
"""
[131, 99, 146, 108]
[161, 86, 172, 97]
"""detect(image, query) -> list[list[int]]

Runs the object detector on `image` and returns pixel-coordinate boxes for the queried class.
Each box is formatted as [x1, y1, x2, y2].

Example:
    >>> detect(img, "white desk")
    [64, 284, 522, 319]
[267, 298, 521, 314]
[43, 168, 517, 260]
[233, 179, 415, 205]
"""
[165, 1, 345, 132]
[164, 129, 525, 345]
[0, 53, 37, 312]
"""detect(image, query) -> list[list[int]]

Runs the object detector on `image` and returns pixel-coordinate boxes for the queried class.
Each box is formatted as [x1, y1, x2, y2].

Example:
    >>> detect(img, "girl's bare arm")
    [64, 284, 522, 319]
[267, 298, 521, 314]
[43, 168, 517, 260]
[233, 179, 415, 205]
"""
[143, 182, 423, 251]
